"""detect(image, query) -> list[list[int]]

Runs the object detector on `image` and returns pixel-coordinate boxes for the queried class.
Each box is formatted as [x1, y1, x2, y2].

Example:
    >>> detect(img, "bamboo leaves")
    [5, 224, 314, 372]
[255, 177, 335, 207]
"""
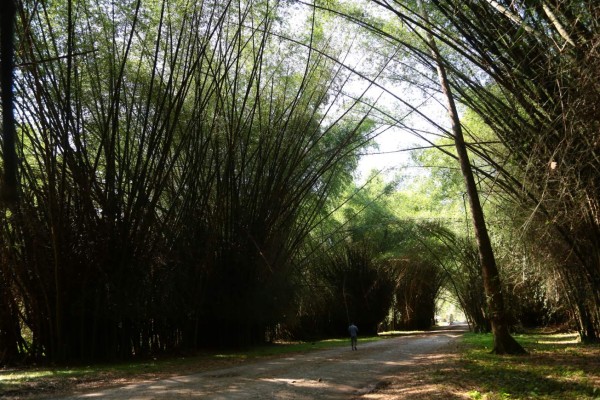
[1, 0, 373, 362]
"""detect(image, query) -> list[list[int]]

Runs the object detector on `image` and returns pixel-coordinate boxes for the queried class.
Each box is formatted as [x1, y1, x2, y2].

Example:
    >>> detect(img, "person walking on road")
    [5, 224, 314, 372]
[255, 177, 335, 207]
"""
[348, 323, 358, 350]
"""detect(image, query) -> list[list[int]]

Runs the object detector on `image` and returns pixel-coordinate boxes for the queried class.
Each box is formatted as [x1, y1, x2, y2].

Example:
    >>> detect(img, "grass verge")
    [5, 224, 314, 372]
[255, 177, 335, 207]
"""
[458, 331, 600, 399]
[365, 329, 600, 400]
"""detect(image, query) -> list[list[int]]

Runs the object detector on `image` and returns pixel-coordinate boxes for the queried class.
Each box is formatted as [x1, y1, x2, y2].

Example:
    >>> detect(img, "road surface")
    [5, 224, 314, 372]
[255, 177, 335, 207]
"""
[56, 326, 466, 399]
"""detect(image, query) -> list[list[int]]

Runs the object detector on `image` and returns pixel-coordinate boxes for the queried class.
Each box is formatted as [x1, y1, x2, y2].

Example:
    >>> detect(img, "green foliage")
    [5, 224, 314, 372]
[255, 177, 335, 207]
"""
[0, 0, 375, 364]
[408, 143, 464, 220]
[290, 241, 394, 338]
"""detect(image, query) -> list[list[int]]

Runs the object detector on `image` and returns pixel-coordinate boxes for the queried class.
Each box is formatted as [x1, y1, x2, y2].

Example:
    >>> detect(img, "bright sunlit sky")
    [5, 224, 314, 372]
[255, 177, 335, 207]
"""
[284, 2, 449, 185]
[354, 103, 448, 183]
[345, 78, 449, 184]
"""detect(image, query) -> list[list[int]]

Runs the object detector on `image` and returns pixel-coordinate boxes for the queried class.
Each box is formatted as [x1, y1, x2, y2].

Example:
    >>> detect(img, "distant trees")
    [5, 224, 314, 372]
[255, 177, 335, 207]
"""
[297, 175, 452, 335]
[291, 242, 394, 338]
[408, 132, 572, 334]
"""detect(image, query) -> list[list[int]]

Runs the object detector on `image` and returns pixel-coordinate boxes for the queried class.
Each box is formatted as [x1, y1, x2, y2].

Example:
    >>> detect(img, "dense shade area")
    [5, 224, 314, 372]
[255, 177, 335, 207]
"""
[1, 0, 598, 365]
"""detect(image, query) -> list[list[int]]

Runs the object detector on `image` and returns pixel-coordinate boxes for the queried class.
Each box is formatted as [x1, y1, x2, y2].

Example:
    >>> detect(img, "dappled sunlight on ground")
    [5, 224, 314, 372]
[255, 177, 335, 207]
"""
[536, 332, 580, 345]
[3, 328, 597, 399]
[45, 330, 461, 399]
[356, 349, 469, 400]
[363, 331, 600, 400]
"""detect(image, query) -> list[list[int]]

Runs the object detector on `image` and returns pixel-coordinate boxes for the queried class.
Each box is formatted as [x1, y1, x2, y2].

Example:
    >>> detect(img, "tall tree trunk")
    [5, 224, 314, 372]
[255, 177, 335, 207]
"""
[1, 0, 18, 204]
[418, 0, 525, 355]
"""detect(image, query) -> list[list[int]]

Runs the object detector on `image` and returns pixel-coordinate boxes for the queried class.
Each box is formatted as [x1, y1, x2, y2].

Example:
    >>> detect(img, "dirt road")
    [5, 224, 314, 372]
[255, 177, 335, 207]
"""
[56, 326, 466, 399]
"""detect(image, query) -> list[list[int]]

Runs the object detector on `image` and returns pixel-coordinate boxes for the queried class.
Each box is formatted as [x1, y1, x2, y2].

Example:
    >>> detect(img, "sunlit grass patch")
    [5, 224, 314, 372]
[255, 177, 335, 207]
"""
[459, 332, 600, 399]
[0, 368, 92, 384]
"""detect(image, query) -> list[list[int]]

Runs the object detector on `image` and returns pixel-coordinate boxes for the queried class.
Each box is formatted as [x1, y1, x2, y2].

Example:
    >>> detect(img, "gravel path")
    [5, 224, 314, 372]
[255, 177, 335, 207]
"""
[55, 326, 466, 399]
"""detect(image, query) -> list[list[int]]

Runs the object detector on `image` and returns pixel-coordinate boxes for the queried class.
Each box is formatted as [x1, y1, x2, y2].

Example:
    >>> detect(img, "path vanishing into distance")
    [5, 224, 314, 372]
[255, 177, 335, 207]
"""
[55, 325, 467, 400]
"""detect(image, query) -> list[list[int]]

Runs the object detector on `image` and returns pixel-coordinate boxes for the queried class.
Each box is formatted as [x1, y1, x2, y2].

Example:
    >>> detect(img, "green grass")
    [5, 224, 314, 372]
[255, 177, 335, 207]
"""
[459, 332, 600, 400]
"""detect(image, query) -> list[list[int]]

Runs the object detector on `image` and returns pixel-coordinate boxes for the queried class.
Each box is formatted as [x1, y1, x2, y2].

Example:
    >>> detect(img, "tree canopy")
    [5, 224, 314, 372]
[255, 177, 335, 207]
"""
[1, 0, 598, 364]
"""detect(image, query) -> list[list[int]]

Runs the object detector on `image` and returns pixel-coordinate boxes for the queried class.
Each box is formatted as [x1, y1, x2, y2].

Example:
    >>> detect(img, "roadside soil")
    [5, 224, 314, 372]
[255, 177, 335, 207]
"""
[47, 325, 467, 399]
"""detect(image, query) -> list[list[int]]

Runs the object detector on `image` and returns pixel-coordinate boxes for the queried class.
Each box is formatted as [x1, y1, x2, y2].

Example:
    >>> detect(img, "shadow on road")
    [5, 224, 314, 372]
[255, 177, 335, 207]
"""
[58, 328, 465, 399]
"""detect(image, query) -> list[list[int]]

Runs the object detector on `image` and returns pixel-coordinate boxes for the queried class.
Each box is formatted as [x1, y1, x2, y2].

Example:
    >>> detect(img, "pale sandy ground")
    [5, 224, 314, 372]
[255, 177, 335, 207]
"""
[52, 326, 467, 400]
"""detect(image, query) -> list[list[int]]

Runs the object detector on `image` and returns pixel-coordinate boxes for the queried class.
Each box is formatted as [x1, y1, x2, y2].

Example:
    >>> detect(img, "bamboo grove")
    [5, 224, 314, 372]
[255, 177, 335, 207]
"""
[1, 0, 599, 364]
[309, 0, 599, 348]
[410, 0, 600, 343]
[0, 0, 378, 362]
